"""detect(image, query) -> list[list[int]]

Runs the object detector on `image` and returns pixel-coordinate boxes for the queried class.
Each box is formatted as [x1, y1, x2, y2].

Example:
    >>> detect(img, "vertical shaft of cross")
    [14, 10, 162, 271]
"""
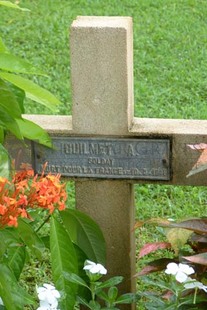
[70, 17, 136, 309]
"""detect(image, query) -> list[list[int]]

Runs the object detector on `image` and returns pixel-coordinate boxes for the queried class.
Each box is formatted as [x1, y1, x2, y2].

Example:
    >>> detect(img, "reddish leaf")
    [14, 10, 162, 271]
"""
[139, 242, 171, 258]
[135, 265, 158, 276]
[170, 219, 207, 234]
[135, 258, 174, 276]
[183, 252, 207, 266]
[133, 220, 144, 230]
[190, 234, 207, 243]
[187, 143, 207, 151]
[162, 290, 173, 300]
[190, 237, 207, 254]
[134, 218, 170, 230]
[187, 144, 207, 177]
[146, 218, 172, 226]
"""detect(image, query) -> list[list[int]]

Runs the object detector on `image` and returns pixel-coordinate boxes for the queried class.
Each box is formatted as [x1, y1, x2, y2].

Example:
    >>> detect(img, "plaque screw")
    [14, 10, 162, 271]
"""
[162, 158, 168, 166]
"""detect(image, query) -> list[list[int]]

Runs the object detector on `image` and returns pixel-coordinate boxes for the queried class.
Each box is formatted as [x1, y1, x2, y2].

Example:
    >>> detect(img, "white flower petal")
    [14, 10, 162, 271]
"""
[38, 299, 58, 310]
[37, 286, 47, 294]
[52, 290, 61, 299]
[184, 279, 207, 292]
[85, 260, 95, 265]
[83, 260, 107, 275]
[178, 263, 194, 275]
[43, 284, 56, 290]
[38, 291, 48, 301]
[83, 261, 96, 270]
[96, 263, 107, 275]
[37, 283, 60, 308]
[90, 265, 101, 274]
[0, 297, 3, 306]
[38, 300, 51, 310]
[39, 300, 49, 306]
[175, 271, 188, 283]
[165, 263, 179, 275]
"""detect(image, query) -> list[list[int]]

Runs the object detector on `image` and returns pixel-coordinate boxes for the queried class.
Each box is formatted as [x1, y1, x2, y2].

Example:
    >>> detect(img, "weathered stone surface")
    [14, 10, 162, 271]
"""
[70, 16, 134, 135]
[17, 115, 207, 186]
[70, 17, 136, 309]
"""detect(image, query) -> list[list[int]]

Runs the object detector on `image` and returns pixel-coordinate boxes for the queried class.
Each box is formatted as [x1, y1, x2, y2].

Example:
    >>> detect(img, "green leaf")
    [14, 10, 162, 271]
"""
[137, 292, 166, 308]
[166, 227, 192, 255]
[140, 276, 176, 293]
[0, 229, 26, 279]
[0, 1, 30, 11]
[63, 272, 89, 289]
[6, 246, 25, 280]
[77, 296, 91, 308]
[0, 78, 22, 118]
[0, 263, 34, 310]
[0, 127, 4, 143]
[115, 293, 138, 304]
[0, 37, 7, 53]
[0, 53, 44, 75]
[0, 143, 10, 178]
[9, 84, 25, 113]
[61, 209, 106, 265]
[108, 286, 118, 302]
[73, 244, 90, 300]
[50, 216, 78, 310]
[16, 118, 52, 147]
[0, 72, 60, 111]
[88, 300, 101, 309]
[96, 276, 123, 290]
[96, 290, 108, 302]
[0, 106, 22, 139]
[17, 218, 45, 260]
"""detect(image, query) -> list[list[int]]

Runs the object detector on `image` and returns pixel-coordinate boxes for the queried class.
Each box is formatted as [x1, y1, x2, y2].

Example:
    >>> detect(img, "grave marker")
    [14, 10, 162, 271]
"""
[5, 16, 207, 310]
[33, 137, 170, 180]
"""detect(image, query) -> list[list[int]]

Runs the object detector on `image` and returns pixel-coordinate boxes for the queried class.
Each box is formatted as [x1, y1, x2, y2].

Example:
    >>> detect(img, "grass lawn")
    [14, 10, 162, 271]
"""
[1, 0, 207, 308]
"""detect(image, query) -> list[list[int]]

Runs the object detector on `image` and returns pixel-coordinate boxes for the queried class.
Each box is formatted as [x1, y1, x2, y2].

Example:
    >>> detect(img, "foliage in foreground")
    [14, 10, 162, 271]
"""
[0, 165, 106, 309]
[0, 165, 136, 309]
[135, 144, 207, 309]
[0, 1, 62, 178]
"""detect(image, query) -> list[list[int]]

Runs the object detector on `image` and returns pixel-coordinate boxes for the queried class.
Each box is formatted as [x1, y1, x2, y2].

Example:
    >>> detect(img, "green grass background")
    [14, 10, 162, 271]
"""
[1, 0, 207, 308]
[2, 0, 207, 119]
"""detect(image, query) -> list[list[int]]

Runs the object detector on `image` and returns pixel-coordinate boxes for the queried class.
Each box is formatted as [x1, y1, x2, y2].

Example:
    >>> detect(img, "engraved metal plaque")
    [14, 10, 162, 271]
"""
[33, 137, 170, 180]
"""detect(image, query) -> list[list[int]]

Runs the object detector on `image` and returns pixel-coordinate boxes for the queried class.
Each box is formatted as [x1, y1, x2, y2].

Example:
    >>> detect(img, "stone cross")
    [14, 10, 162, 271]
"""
[6, 16, 207, 310]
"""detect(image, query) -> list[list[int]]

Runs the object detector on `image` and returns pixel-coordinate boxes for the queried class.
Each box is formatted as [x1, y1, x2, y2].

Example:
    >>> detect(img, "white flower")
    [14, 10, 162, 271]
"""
[36, 283, 60, 309]
[83, 260, 107, 275]
[37, 300, 59, 310]
[165, 263, 194, 283]
[0, 297, 3, 305]
[184, 279, 207, 292]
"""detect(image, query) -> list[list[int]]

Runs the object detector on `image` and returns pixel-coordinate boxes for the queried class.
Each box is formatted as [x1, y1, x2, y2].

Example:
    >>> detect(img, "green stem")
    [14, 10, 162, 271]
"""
[90, 281, 96, 301]
[175, 289, 181, 309]
[35, 214, 51, 233]
[193, 287, 198, 304]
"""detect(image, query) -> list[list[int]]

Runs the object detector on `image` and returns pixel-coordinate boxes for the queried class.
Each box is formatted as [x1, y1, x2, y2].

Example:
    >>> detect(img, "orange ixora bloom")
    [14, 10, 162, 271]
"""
[0, 163, 67, 229]
[28, 173, 67, 214]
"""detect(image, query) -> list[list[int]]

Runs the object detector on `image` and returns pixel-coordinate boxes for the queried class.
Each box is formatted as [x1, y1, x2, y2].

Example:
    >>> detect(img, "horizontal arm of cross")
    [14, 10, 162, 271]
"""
[8, 114, 207, 186]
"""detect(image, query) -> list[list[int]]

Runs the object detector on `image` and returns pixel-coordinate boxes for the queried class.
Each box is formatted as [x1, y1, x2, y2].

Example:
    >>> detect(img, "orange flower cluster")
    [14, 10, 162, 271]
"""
[0, 165, 67, 229]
